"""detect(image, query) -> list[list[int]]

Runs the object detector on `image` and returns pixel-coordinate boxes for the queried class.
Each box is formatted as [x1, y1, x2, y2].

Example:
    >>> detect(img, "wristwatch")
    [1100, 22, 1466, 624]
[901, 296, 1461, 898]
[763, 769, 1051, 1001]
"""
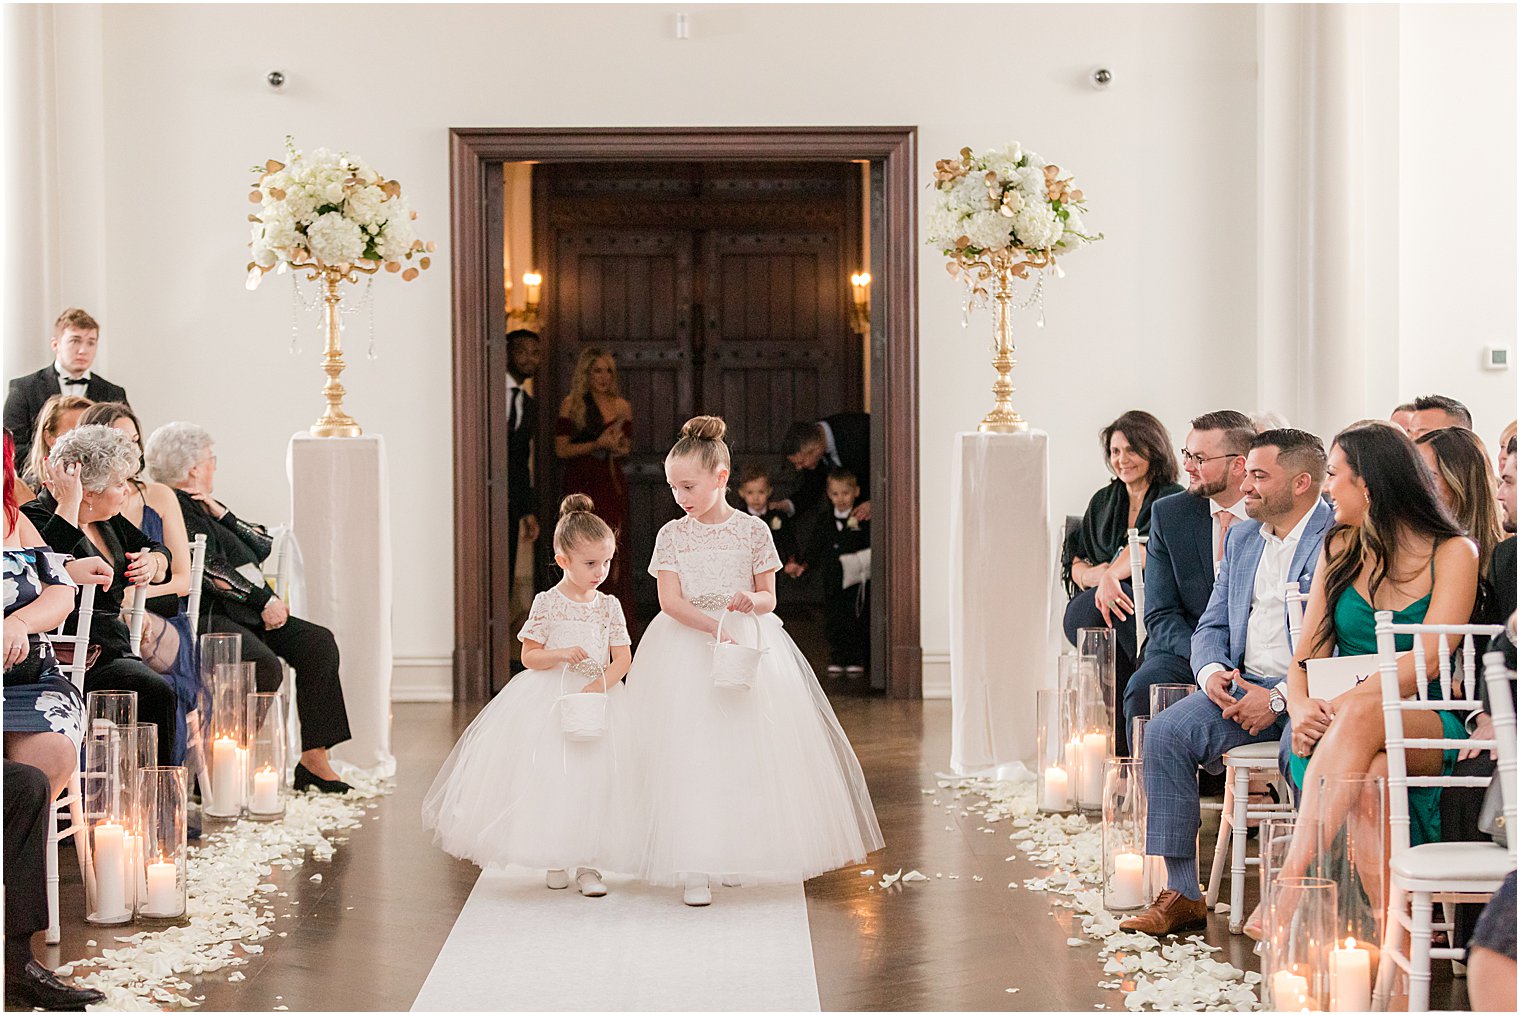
[1268, 687, 1287, 715]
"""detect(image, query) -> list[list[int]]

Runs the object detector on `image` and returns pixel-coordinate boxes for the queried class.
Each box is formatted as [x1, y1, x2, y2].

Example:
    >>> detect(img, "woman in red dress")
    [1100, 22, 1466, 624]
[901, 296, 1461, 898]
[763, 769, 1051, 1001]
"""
[556, 348, 635, 619]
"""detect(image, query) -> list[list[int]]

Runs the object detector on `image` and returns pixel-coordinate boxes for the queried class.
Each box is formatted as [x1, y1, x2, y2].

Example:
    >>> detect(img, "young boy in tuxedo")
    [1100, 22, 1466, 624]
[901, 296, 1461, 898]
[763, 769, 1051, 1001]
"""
[800, 469, 870, 676]
[735, 466, 800, 571]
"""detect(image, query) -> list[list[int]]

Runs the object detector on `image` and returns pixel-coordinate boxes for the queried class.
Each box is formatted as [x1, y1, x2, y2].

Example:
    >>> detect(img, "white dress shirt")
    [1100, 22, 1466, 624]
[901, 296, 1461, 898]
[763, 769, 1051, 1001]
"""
[54, 359, 92, 387]
[1197, 504, 1316, 689]
[506, 372, 525, 431]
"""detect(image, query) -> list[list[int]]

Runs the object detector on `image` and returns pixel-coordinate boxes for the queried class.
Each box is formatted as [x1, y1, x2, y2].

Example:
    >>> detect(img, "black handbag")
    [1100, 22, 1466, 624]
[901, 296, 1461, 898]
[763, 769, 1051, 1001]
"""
[1479, 778, 1508, 849]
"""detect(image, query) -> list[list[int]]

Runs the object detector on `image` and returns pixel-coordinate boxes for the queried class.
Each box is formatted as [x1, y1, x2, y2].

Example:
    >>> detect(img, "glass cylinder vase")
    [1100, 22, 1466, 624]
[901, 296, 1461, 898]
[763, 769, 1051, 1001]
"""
[1257, 815, 1299, 962]
[1149, 682, 1195, 716]
[204, 661, 254, 818]
[82, 726, 133, 925]
[1312, 773, 1385, 1005]
[122, 723, 157, 916]
[1265, 876, 1338, 1011]
[135, 766, 188, 920]
[84, 689, 137, 739]
[246, 691, 287, 820]
[1066, 651, 1111, 813]
[1035, 688, 1076, 813]
[1102, 758, 1148, 912]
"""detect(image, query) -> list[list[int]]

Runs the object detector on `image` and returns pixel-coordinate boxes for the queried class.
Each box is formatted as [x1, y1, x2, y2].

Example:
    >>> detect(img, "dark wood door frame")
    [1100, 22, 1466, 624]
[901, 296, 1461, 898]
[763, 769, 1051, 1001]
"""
[449, 126, 921, 703]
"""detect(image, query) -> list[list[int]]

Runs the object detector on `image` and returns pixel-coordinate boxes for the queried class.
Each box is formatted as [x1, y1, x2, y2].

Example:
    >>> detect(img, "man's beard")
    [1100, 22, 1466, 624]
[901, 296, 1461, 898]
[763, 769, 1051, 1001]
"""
[1245, 488, 1294, 523]
[1505, 513, 1516, 535]
[1189, 476, 1228, 499]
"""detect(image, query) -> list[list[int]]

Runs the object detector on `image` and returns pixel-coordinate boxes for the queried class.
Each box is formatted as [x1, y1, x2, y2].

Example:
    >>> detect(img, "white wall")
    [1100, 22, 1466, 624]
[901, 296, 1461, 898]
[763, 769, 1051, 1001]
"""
[6, 4, 1511, 699]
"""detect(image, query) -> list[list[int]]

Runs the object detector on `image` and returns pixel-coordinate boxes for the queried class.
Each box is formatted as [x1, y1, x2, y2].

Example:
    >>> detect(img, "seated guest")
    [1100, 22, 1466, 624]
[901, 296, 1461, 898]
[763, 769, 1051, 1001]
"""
[1121, 428, 1333, 935]
[20, 424, 178, 765]
[1497, 438, 1517, 617]
[1498, 420, 1517, 478]
[1389, 401, 1417, 435]
[4, 308, 127, 466]
[1264, 423, 1480, 932]
[1406, 392, 1472, 439]
[21, 393, 92, 488]
[1062, 410, 1182, 750]
[777, 413, 871, 520]
[144, 422, 353, 793]
[735, 465, 799, 572]
[1468, 871, 1517, 1012]
[1415, 426, 1504, 621]
[3, 760, 106, 1011]
[1123, 411, 1255, 729]
[80, 402, 199, 762]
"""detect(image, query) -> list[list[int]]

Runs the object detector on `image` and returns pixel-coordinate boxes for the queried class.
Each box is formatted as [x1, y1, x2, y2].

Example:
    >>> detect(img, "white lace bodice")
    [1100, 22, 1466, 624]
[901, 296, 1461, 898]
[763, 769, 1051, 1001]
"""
[517, 588, 630, 667]
[648, 510, 782, 603]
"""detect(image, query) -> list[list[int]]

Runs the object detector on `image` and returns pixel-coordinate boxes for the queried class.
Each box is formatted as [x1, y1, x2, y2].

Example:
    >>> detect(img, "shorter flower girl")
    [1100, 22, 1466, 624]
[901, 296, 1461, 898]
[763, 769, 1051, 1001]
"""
[422, 494, 631, 897]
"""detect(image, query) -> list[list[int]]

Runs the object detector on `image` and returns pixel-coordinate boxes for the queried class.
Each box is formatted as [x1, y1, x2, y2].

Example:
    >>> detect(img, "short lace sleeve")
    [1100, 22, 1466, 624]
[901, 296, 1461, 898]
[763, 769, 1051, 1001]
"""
[648, 521, 680, 577]
[518, 592, 553, 644]
[749, 515, 782, 575]
[35, 550, 77, 588]
[605, 595, 631, 647]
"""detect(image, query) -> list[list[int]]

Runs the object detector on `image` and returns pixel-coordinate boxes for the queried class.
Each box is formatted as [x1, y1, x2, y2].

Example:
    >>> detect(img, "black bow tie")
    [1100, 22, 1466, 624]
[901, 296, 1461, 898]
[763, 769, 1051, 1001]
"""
[60, 375, 89, 386]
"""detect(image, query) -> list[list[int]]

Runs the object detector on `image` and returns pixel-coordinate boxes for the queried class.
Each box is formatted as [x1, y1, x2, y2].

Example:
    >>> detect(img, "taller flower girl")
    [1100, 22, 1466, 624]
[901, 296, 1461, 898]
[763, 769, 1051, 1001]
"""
[619, 415, 883, 906]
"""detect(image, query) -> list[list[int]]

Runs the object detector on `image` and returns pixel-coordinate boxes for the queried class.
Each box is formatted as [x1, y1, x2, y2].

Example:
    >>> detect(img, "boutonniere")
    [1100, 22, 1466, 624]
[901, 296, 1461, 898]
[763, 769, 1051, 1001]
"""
[770, 515, 783, 531]
[846, 517, 860, 531]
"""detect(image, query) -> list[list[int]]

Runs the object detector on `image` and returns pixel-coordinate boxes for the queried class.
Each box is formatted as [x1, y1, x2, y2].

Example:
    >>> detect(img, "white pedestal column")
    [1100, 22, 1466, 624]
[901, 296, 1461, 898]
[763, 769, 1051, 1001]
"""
[949, 431, 1055, 777]
[288, 434, 395, 778]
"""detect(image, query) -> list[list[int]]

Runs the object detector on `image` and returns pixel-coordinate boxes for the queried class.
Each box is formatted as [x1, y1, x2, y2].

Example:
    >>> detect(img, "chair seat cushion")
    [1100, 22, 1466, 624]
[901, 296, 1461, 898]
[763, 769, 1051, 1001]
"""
[1391, 841, 1514, 885]
[1223, 742, 1280, 764]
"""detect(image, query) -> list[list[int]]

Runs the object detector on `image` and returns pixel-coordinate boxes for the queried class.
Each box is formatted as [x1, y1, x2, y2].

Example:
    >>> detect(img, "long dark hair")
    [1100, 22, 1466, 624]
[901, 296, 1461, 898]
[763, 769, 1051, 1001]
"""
[1100, 410, 1178, 487]
[78, 402, 146, 480]
[1314, 422, 1466, 653]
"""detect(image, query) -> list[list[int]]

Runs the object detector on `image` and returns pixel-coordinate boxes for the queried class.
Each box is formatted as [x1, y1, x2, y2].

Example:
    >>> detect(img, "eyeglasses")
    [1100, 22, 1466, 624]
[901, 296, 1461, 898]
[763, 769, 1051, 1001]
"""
[1179, 450, 1243, 467]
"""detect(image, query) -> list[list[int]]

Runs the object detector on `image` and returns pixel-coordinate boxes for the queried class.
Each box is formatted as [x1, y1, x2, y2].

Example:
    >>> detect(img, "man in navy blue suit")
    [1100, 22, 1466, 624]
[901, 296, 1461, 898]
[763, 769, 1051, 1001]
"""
[1121, 411, 1255, 731]
[1121, 429, 1333, 935]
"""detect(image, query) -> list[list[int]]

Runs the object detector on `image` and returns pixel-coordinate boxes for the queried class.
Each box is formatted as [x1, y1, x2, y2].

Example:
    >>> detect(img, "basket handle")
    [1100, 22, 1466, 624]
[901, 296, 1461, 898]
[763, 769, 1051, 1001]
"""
[713, 608, 763, 651]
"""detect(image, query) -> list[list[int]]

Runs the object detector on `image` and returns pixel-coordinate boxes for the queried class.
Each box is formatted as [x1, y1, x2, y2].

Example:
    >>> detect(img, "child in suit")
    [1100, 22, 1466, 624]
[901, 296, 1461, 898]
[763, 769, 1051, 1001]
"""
[800, 469, 870, 676]
[735, 466, 801, 573]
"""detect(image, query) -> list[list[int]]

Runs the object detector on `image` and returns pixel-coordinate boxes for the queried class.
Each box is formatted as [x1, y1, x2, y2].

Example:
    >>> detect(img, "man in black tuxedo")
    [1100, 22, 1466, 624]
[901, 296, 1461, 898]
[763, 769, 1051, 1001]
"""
[777, 412, 872, 522]
[505, 329, 542, 595]
[5, 308, 129, 463]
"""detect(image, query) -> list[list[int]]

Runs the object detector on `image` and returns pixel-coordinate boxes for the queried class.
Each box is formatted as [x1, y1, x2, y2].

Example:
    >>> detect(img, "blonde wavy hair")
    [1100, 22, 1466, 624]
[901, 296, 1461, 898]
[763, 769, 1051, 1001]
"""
[565, 348, 622, 430]
[25, 394, 94, 486]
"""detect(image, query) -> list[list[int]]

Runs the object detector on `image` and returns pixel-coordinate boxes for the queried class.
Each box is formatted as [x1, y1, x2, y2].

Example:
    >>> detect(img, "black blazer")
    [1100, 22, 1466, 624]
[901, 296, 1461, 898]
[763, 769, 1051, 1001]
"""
[507, 385, 535, 516]
[5, 367, 129, 464]
[789, 411, 871, 517]
[19, 493, 170, 664]
[1141, 491, 1219, 659]
[174, 490, 276, 631]
[803, 514, 871, 592]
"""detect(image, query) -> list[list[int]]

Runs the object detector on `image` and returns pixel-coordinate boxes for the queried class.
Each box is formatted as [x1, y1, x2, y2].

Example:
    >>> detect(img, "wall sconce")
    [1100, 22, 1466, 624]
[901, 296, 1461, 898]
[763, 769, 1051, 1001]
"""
[509, 271, 543, 330]
[849, 271, 871, 335]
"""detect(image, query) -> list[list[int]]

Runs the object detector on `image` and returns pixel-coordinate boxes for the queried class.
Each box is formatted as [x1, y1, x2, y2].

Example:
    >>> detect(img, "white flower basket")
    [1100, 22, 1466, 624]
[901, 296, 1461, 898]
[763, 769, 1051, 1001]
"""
[711, 611, 766, 691]
[558, 689, 609, 742]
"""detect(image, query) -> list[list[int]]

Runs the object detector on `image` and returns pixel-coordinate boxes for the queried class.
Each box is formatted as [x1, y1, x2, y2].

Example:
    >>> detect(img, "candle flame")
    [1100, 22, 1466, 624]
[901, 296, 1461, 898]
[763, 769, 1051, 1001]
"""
[1344, 937, 1356, 949]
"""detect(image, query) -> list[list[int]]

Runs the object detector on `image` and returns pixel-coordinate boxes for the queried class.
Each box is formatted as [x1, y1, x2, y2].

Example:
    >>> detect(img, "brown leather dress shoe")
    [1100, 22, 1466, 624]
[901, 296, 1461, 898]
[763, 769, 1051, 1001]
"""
[1118, 889, 1209, 936]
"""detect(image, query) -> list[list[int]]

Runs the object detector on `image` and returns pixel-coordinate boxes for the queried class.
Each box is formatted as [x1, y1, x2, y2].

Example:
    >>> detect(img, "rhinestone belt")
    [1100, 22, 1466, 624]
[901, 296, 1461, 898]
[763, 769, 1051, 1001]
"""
[688, 593, 731, 610]
[566, 659, 605, 680]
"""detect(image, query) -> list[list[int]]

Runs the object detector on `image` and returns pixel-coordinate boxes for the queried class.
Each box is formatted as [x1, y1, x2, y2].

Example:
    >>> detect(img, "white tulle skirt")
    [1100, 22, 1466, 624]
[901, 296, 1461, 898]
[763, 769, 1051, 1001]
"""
[610, 611, 884, 886]
[421, 668, 630, 872]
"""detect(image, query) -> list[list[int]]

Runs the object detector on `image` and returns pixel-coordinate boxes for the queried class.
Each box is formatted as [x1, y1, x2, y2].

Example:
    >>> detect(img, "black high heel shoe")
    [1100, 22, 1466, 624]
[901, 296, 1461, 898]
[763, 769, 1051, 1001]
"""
[293, 762, 352, 794]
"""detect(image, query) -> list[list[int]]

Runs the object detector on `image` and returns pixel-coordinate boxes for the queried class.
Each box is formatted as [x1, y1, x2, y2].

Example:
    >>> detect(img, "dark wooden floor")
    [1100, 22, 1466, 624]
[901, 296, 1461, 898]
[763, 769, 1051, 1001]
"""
[23, 692, 1463, 1011]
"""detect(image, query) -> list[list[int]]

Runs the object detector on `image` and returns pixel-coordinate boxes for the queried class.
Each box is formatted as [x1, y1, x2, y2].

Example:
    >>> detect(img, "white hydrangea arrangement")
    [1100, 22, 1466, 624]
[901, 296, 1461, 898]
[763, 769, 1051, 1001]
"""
[245, 137, 434, 288]
[926, 142, 1099, 265]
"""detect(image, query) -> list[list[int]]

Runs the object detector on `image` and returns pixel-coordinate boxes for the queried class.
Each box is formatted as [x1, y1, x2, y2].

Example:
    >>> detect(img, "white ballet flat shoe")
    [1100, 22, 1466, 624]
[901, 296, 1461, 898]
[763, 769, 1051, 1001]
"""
[683, 874, 712, 907]
[546, 868, 570, 890]
[576, 868, 607, 897]
[720, 876, 742, 888]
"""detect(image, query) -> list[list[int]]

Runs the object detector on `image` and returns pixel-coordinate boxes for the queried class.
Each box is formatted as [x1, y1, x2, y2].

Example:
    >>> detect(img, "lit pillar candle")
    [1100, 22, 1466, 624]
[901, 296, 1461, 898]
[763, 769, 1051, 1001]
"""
[1330, 938, 1371, 1011]
[210, 737, 241, 815]
[122, 832, 146, 906]
[92, 822, 127, 919]
[1271, 970, 1309, 1011]
[1111, 851, 1145, 909]
[144, 861, 178, 916]
[1080, 732, 1107, 806]
[1042, 766, 1070, 809]
[251, 767, 280, 814]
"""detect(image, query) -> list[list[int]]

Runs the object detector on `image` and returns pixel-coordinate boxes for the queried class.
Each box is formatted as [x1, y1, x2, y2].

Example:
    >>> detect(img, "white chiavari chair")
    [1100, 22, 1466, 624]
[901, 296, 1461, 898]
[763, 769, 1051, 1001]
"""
[1204, 583, 1305, 930]
[1371, 616, 1512, 1012]
[45, 583, 96, 944]
[181, 534, 213, 803]
[1127, 528, 1149, 652]
[185, 534, 208, 641]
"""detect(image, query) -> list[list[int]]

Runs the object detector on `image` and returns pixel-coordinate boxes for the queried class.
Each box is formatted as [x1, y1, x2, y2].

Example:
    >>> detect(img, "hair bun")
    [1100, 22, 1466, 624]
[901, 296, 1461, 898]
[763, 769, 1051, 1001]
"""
[559, 493, 596, 517]
[681, 415, 726, 443]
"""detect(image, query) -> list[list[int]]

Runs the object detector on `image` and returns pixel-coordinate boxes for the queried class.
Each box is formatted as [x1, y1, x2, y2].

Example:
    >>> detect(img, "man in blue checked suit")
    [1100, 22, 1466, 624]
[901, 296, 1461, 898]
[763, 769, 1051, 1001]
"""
[1121, 429, 1334, 936]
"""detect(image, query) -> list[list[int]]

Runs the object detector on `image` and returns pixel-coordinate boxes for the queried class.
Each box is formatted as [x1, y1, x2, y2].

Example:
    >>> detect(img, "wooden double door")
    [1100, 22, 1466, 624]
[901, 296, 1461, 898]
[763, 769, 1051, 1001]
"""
[534, 162, 865, 615]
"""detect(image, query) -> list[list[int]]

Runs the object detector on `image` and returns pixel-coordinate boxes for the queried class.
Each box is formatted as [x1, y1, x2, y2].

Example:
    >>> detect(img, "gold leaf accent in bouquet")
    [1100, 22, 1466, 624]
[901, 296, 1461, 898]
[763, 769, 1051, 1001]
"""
[419, 257, 431, 270]
[385, 261, 401, 273]
[269, 187, 286, 201]
[248, 190, 263, 203]
[265, 159, 284, 174]
[401, 267, 419, 281]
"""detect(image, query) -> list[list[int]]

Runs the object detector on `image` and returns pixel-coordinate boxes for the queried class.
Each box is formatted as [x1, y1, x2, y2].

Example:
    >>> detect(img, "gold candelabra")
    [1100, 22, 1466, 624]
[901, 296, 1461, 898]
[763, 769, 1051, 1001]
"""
[948, 246, 1054, 434]
[297, 258, 380, 438]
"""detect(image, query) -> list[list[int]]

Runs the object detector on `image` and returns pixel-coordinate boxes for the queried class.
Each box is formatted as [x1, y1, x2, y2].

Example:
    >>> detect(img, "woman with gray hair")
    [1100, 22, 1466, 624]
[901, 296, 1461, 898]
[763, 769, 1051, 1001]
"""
[145, 422, 352, 793]
[20, 423, 178, 764]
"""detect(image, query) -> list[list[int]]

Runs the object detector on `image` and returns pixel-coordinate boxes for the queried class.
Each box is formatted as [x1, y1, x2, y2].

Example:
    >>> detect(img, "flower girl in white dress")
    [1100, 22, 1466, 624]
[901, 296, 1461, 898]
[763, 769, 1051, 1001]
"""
[618, 416, 883, 906]
[422, 495, 632, 898]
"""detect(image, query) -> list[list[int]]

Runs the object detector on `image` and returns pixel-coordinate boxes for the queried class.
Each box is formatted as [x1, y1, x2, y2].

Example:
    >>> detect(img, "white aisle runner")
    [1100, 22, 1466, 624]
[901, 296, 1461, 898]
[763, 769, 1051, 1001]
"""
[411, 871, 821, 1012]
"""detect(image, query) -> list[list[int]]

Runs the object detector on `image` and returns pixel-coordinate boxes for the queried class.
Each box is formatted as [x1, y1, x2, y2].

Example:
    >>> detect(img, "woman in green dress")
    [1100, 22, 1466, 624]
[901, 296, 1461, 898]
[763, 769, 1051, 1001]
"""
[1246, 422, 1480, 941]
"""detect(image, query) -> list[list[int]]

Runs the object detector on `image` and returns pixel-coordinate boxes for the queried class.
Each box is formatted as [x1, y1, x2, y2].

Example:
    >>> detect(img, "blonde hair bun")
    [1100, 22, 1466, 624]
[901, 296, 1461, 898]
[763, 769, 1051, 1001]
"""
[681, 415, 727, 442]
[560, 493, 596, 517]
